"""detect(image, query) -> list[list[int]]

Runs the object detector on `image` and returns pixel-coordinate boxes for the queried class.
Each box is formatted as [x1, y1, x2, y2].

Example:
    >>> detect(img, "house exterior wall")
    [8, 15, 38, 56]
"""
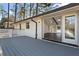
[23, 20, 36, 38]
[13, 11, 79, 43]
[14, 17, 43, 39]
[13, 5, 79, 45]
[35, 18, 42, 39]
[14, 20, 36, 38]
[14, 23, 20, 29]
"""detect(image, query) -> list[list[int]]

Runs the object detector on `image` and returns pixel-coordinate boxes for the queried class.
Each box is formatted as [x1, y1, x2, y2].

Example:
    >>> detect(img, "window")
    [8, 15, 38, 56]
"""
[26, 22, 30, 29]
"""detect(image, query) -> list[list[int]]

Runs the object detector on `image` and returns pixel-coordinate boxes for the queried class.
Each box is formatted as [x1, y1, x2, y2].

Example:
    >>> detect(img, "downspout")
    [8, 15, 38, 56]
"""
[31, 19, 37, 39]
[30, 3, 38, 39]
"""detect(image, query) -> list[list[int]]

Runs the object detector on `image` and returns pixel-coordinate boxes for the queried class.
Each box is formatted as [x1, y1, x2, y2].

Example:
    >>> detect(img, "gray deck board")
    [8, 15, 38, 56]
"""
[0, 36, 79, 56]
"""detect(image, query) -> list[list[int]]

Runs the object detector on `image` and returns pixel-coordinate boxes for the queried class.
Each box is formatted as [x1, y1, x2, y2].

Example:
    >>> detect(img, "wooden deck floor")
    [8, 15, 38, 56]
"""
[0, 36, 79, 56]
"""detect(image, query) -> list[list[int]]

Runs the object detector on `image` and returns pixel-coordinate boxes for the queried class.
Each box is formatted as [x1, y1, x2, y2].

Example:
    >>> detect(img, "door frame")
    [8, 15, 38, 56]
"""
[62, 13, 77, 45]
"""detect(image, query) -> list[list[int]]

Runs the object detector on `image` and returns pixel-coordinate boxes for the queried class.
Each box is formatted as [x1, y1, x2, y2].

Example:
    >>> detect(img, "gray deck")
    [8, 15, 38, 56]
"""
[0, 36, 79, 56]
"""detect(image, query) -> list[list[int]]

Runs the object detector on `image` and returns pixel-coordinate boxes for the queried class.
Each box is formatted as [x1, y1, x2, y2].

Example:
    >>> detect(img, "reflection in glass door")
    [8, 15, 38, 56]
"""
[65, 15, 75, 40]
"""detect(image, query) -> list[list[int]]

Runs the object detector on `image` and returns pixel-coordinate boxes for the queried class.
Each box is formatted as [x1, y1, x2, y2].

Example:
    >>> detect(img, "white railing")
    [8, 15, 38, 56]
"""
[12, 29, 25, 37]
[0, 29, 25, 38]
[0, 29, 12, 38]
[0, 46, 3, 56]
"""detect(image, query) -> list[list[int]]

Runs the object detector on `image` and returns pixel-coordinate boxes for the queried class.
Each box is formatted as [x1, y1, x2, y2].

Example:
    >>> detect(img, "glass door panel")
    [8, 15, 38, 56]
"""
[65, 15, 75, 39]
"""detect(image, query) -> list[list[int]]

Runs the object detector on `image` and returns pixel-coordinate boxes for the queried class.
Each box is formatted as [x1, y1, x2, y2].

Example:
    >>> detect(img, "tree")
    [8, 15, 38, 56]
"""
[19, 7, 25, 19]
[38, 3, 61, 13]
[39, 3, 51, 7]
[17, 3, 25, 20]
[38, 3, 51, 13]
[0, 5, 4, 18]
[30, 3, 37, 16]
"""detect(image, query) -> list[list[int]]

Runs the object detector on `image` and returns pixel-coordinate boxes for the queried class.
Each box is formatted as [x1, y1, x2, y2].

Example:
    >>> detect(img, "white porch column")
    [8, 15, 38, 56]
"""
[61, 16, 65, 42]
[76, 11, 79, 46]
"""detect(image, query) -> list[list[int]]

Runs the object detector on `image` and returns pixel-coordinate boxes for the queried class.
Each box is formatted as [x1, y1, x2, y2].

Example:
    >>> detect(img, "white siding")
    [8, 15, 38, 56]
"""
[14, 17, 43, 39]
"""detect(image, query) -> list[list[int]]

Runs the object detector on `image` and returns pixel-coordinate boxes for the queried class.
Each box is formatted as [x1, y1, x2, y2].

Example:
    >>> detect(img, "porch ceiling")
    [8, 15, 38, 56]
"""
[42, 5, 79, 18]
[42, 5, 79, 26]
[44, 16, 61, 26]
